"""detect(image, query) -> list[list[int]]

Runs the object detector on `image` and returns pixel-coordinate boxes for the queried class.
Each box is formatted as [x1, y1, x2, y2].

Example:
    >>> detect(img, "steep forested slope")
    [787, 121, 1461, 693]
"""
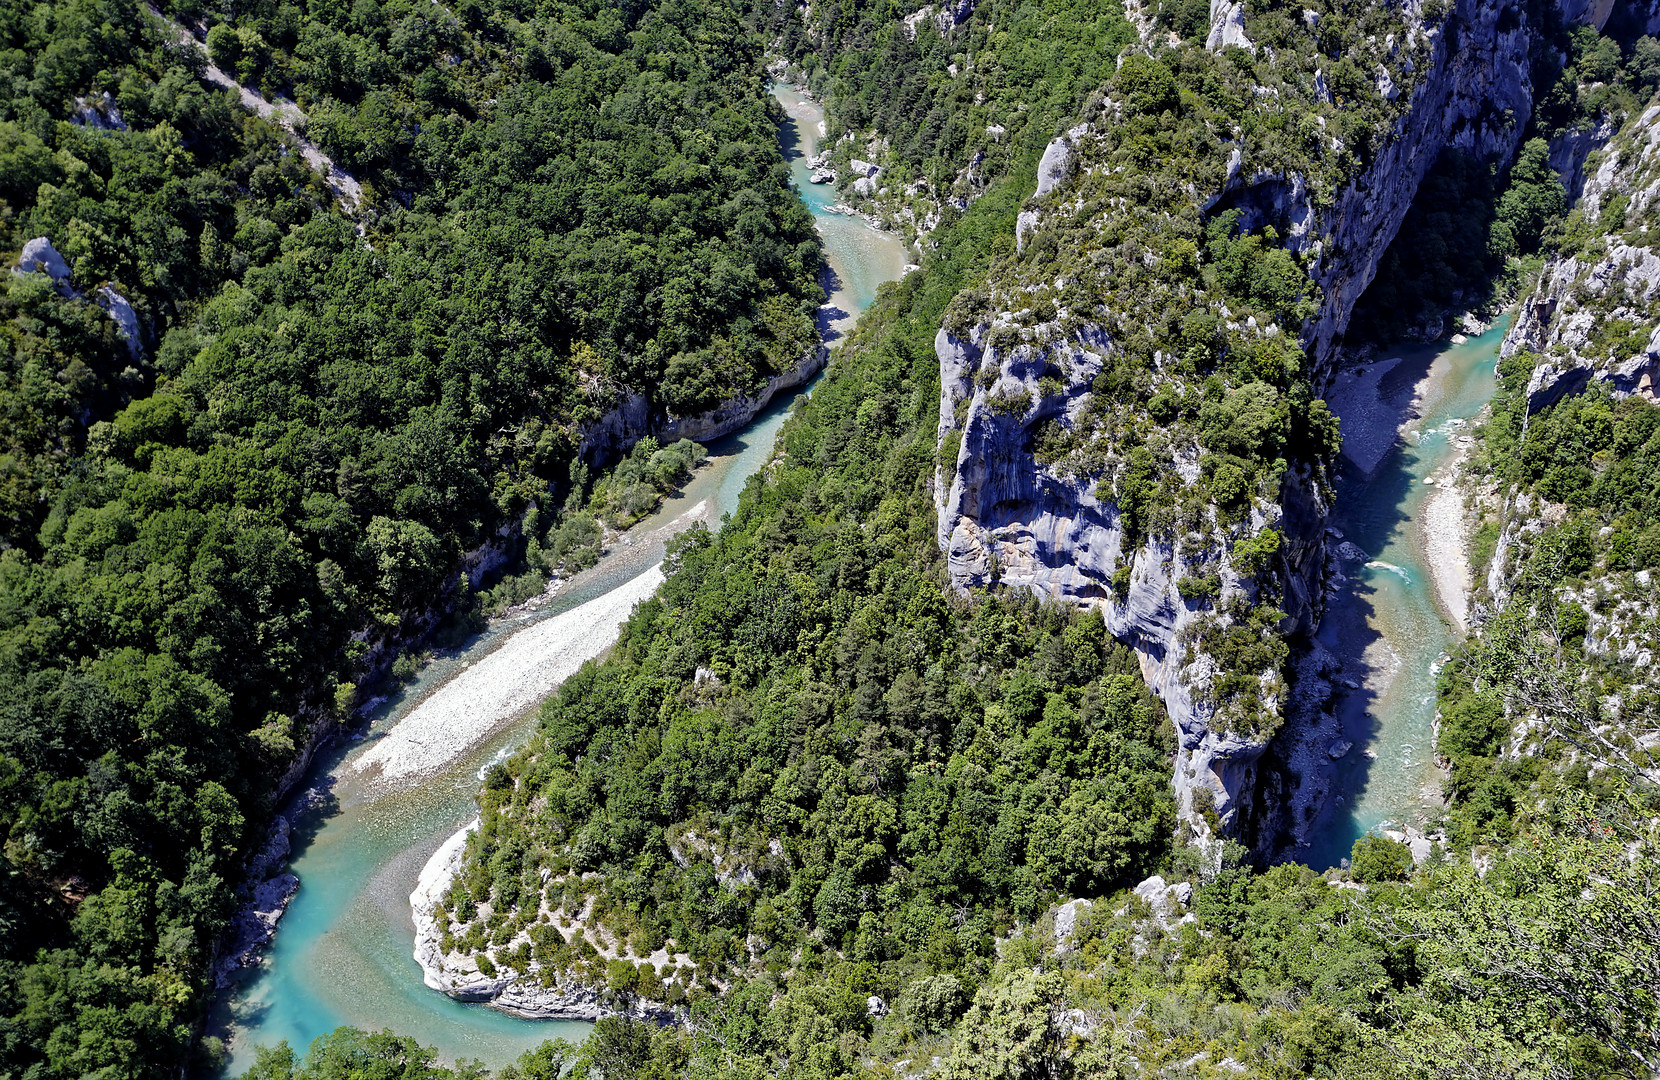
[409, 0, 1659, 1077]
[419, 180, 1176, 1035]
[1440, 77, 1660, 849]
[760, 0, 1141, 236]
[0, 0, 819, 1074]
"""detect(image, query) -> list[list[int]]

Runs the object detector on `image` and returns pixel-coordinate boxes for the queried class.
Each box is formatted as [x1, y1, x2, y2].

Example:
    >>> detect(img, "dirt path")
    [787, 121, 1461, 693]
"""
[151, 8, 363, 211]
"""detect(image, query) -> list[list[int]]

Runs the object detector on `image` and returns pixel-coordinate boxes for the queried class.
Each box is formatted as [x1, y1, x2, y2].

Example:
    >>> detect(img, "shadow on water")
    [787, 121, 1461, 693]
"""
[1295, 439, 1421, 870]
[776, 101, 804, 161]
[1272, 324, 1508, 871]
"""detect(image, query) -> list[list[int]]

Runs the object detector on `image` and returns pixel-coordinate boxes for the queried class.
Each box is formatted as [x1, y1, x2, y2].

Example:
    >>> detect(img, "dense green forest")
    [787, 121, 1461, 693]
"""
[4, 0, 1659, 1076]
[764, 0, 1140, 205]
[427, 173, 1176, 1014]
[251, 182, 1657, 1076]
[0, 0, 819, 1075]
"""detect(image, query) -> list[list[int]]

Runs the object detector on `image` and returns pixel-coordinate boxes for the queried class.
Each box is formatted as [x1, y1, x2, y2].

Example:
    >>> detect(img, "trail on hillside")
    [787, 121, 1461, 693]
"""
[151, 7, 363, 212]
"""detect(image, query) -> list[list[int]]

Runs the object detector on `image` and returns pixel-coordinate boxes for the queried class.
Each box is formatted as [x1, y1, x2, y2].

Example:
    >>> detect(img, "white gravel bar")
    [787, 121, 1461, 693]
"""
[353, 564, 665, 783]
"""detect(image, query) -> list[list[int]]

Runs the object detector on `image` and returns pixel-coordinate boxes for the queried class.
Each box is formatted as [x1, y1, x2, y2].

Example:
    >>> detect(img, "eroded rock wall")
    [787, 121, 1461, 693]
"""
[933, 0, 1561, 841]
[1302, 0, 1535, 378]
[933, 323, 1291, 824]
[1504, 104, 1660, 413]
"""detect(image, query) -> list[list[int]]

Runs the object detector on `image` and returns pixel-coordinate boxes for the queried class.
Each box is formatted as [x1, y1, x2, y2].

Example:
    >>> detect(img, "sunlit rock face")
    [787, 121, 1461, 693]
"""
[931, 0, 1600, 844]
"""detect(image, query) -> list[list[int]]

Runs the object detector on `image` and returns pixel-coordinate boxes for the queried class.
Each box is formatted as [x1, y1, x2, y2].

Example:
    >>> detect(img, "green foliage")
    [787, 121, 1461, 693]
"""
[1204, 212, 1315, 329]
[0, 1, 820, 1076]
[1116, 55, 1180, 117]
[1348, 833, 1413, 883]
[1495, 138, 1568, 257]
[1387, 791, 1660, 1079]
[588, 438, 708, 528]
[1515, 389, 1660, 542]
[440, 182, 1176, 1032]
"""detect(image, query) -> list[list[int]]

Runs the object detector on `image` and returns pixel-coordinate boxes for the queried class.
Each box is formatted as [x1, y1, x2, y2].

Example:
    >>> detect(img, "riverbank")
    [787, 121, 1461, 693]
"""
[1419, 427, 1478, 632]
[398, 82, 913, 1031]
[771, 82, 911, 341]
[410, 821, 688, 1022]
[1294, 323, 1507, 871]
[216, 81, 911, 1072]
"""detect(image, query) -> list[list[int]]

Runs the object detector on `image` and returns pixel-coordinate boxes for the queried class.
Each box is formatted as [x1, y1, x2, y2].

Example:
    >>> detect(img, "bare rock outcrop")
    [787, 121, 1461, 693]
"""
[13, 237, 144, 355]
[15, 237, 73, 288]
[577, 345, 828, 469]
[934, 324, 1293, 825]
[934, 0, 1579, 846]
[1504, 104, 1660, 412]
[214, 817, 301, 987]
[412, 820, 678, 1022]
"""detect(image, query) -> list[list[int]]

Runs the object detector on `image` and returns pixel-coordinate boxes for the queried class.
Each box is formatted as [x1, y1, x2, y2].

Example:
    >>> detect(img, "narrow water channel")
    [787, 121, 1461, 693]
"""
[1302, 321, 1508, 871]
[217, 84, 908, 1073]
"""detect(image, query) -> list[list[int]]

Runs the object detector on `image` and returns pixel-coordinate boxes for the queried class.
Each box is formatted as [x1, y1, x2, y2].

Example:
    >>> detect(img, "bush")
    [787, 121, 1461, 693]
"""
[1349, 834, 1413, 883]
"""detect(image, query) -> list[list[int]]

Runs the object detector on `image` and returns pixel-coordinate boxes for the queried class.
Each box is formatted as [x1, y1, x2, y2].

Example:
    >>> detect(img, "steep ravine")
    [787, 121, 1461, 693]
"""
[214, 86, 908, 1064]
[215, 338, 835, 994]
[930, 0, 1659, 856]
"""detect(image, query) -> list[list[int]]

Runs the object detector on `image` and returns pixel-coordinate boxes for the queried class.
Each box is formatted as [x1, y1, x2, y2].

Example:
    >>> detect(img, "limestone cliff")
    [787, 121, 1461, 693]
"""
[932, 0, 1572, 841]
[576, 345, 829, 470]
[1503, 104, 1660, 414]
[1482, 95, 1660, 693]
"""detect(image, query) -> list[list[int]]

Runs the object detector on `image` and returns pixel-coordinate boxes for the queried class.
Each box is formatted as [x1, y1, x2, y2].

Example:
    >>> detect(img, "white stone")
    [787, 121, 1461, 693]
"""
[1206, 0, 1253, 52]
[15, 237, 72, 287]
[97, 286, 142, 357]
[1053, 897, 1093, 949]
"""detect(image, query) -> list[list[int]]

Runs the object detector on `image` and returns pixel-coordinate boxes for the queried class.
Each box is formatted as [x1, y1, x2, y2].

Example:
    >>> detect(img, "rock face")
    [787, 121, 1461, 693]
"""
[1504, 104, 1660, 412]
[933, 323, 1290, 826]
[96, 286, 142, 358]
[1205, 0, 1253, 52]
[14, 237, 144, 355]
[1015, 126, 1083, 252]
[72, 91, 127, 131]
[214, 817, 301, 987]
[14, 237, 74, 290]
[577, 345, 827, 468]
[934, 0, 1582, 845]
[1301, 0, 1534, 378]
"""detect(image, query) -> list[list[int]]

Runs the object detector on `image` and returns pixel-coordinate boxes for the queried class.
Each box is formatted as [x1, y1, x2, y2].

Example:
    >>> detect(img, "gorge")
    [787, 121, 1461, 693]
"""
[216, 85, 909, 1071]
[4, 0, 1657, 1076]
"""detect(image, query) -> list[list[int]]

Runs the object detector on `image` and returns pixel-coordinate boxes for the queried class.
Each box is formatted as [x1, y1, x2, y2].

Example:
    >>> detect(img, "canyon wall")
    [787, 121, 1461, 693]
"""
[933, 0, 1558, 841]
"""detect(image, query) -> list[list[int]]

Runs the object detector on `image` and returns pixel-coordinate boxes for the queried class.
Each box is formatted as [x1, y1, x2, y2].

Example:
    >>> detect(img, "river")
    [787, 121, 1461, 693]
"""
[1301, 322, 1508, 871]
[217, 85, 908, 1073]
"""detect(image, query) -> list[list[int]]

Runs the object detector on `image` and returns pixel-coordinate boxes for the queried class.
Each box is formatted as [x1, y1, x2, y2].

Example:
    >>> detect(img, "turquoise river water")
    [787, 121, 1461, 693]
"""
[217, 86, 907, 1072]
[1302, 321, 1508, 871]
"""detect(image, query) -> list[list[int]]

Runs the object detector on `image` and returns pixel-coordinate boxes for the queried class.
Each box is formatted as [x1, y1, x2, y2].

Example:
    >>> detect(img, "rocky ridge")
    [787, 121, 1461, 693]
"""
[931, 0, 1580, 846]
[1504, 103, 1660, 413]
[1473, 95, 1660, 754]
